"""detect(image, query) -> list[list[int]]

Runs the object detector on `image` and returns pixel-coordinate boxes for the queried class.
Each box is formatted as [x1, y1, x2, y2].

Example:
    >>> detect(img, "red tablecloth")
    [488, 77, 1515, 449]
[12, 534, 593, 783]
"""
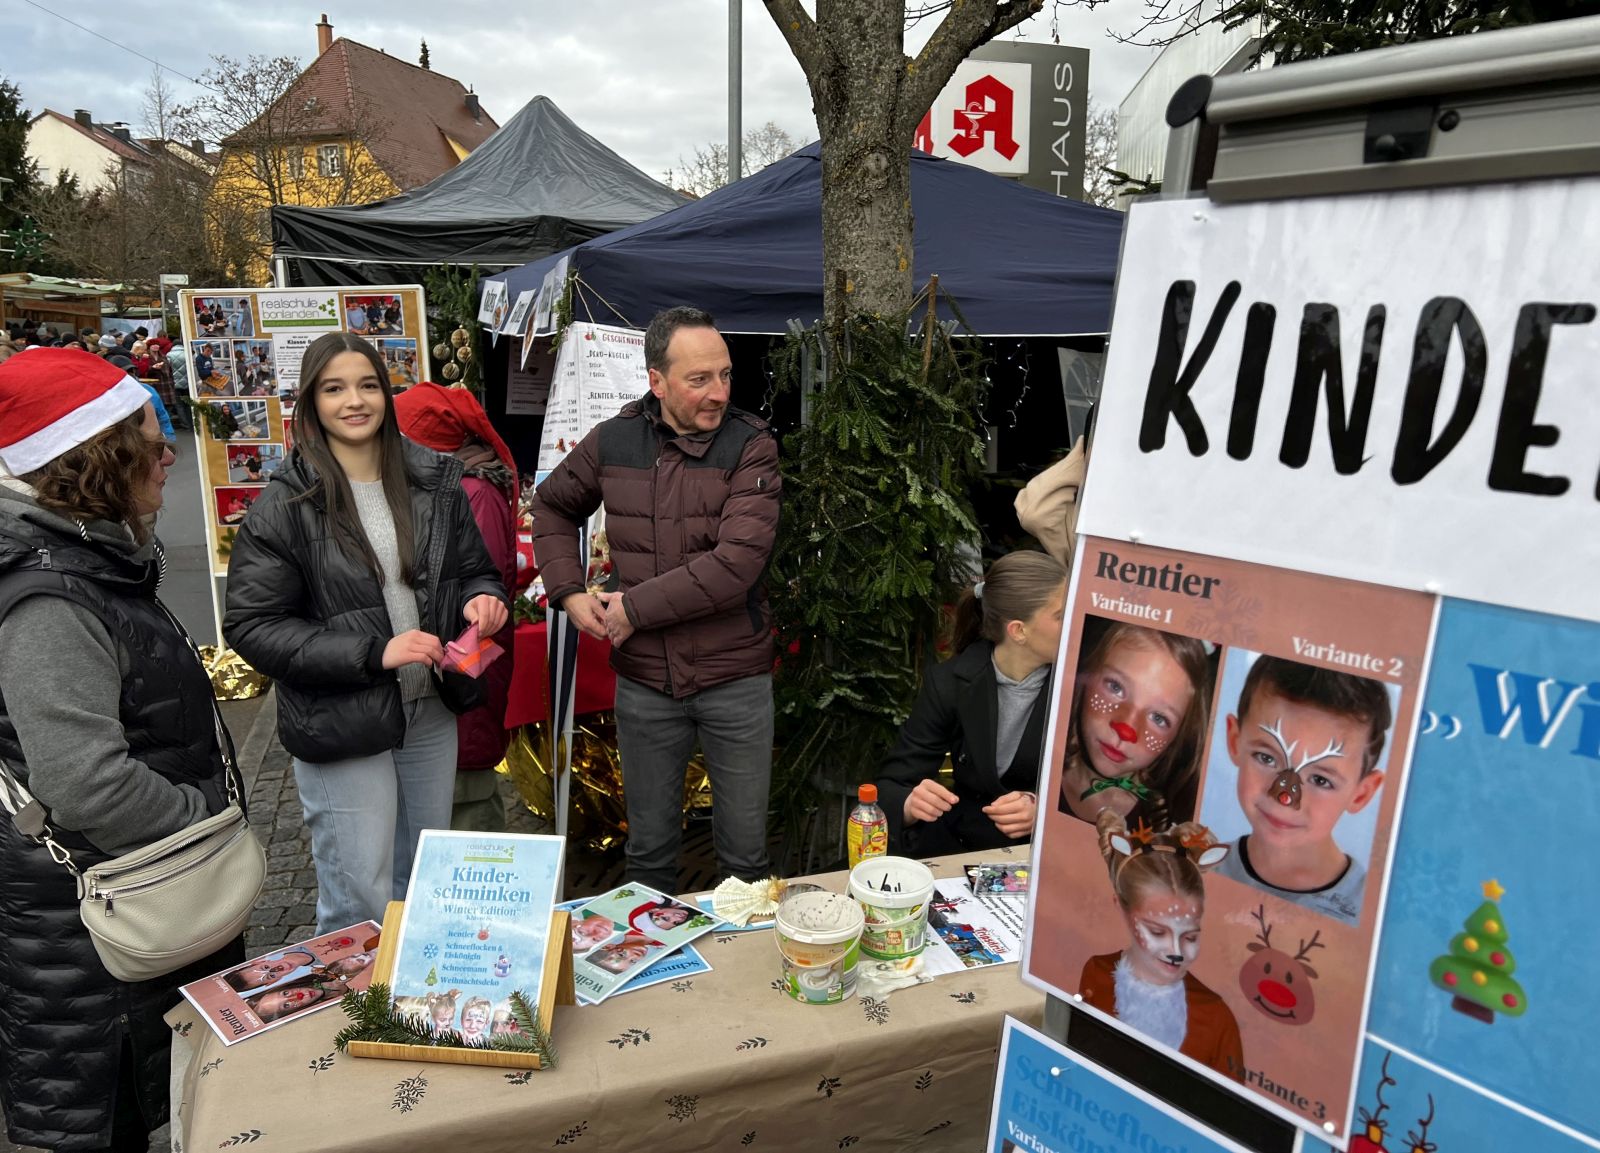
[504, 620, 617, 727]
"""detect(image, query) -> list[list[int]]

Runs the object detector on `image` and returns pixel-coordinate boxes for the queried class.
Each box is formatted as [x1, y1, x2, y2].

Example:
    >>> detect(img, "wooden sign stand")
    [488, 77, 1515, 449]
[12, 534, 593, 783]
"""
[347, 901, 575, 1070]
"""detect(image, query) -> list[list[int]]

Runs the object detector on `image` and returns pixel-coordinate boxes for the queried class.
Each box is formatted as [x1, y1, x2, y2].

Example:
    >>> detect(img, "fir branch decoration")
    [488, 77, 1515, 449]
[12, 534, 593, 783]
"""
[767, 289, 988, 822]
[333, 983, 557, 1068]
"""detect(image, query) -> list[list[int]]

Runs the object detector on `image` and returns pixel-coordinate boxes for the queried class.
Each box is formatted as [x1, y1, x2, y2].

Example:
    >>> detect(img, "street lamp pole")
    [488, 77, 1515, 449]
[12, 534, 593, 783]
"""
[728, 0, 742, 183]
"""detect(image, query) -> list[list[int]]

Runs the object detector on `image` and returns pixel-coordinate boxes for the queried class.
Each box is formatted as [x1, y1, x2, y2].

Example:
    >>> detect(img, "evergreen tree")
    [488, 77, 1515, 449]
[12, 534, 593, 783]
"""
[1228, 0, 1597, 63]
[0, 73, 41, 274]
[419, 39, 431, 70]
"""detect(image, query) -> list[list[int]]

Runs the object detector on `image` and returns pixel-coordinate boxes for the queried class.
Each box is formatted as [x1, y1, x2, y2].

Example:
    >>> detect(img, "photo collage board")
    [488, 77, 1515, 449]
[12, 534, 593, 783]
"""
[1017, 178, 1600, 1151]
[178, 285, 428, 575]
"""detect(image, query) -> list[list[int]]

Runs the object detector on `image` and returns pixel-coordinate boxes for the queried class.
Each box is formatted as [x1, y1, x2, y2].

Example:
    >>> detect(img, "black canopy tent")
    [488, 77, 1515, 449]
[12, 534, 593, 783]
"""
[272, 96, 687, 287]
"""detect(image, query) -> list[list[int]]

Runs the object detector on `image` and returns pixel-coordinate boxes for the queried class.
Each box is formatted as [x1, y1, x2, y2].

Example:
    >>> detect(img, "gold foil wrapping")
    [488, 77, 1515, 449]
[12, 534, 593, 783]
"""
[498, 713, 714, 852]
[200, 646, 271, 701]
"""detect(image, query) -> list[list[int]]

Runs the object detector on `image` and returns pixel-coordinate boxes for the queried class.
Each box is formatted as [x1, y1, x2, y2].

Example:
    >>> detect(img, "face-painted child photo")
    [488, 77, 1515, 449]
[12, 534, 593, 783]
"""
[1200, 652, 1397, 928]
[586, 933, 662, 976]
[628, 897, 701, 936]
[1056, 616, 1220, 829]
[1078, 812, 1239, 1078]
[458, 996, 494, 1043]
[390, 988, 463, 1035]
[571, 913, 616, 954]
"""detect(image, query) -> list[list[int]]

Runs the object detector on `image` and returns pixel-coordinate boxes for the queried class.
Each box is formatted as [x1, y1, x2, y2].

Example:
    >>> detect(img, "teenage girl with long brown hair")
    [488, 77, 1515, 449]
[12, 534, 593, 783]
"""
[225, 333, 508, 932]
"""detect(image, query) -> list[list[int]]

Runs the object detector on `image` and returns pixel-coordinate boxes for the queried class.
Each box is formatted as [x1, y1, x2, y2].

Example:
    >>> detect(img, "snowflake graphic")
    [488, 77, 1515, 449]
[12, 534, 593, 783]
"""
[1187, 583, 1267, 649]
[422, 943, 440, 960]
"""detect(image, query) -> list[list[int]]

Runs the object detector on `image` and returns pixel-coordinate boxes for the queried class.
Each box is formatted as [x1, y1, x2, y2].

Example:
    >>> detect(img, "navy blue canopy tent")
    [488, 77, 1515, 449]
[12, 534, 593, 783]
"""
[485, 143, 1124, 337]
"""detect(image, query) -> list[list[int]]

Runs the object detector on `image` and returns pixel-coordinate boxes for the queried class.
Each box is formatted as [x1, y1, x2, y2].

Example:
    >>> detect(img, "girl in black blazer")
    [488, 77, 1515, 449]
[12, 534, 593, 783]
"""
[876, 552, 1069, 855]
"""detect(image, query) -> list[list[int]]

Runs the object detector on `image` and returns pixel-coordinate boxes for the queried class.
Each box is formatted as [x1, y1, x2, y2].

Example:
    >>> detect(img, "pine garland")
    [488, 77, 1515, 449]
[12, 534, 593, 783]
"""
[333, 983, 558, 1068]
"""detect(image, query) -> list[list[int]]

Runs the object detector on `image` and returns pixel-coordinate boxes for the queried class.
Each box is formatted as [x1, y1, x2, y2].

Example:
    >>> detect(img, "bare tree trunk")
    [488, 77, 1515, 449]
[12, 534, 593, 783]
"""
[811, 2, 914, 327]
[764, 0, 1042, 330]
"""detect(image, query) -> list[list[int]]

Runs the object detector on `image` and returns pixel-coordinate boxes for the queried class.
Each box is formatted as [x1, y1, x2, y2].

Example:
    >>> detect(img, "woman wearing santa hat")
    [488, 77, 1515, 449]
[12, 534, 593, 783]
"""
[0, 349, 245, 1152]
[223, 334, 508, 934]
[393, 380, 518, 832]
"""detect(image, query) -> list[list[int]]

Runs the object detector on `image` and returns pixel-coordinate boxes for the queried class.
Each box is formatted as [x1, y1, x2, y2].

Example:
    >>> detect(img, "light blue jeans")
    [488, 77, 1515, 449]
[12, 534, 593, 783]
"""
[293, 695, 457, 933]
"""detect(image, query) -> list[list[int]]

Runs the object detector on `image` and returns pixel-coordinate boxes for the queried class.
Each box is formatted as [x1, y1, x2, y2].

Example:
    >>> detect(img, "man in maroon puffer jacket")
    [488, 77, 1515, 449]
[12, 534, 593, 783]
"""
[530, 307, 781, 892]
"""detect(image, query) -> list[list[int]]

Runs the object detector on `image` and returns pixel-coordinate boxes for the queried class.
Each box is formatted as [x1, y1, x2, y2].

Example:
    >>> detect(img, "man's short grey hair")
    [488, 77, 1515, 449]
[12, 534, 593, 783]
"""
[644, 306, 717, 374]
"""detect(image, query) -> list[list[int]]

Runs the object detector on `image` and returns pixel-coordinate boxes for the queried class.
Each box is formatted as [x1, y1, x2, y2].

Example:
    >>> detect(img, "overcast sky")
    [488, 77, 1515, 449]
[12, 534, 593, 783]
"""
[11, 1, 1163, 181]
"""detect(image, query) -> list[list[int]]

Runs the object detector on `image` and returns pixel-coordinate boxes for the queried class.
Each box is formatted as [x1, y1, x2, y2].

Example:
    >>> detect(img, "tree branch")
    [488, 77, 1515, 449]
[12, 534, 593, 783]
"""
[762, 0, 825, 80]
[899, 0, 1044, 139]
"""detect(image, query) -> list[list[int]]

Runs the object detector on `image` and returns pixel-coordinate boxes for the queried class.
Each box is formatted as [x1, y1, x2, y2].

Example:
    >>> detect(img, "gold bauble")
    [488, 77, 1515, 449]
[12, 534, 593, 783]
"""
[441, 361, 461, 380]
[455, 345, 473, 364]
[432, 342, 452, 361]
[450, 327, 469, 347]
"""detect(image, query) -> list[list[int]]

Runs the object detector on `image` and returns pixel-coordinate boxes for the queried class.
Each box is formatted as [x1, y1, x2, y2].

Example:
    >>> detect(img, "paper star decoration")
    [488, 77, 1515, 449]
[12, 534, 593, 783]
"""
[1482, 878, 1505, 901]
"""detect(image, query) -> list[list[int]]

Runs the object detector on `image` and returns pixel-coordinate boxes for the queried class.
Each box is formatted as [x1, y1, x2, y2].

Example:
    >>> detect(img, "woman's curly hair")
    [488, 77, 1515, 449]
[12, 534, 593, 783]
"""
[24, 410, 156, 543]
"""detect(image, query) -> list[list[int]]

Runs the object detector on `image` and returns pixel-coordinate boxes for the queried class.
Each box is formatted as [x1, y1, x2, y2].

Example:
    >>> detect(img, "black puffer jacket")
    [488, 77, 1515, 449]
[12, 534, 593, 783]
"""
[0, 497, 242, 1150]
[224, 439, 506, 763]
[875, 640, 1053, 855]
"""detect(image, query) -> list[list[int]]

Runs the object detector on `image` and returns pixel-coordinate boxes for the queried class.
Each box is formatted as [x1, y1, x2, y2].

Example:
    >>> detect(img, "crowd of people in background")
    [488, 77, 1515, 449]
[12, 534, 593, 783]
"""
[1, 319, 189, 431]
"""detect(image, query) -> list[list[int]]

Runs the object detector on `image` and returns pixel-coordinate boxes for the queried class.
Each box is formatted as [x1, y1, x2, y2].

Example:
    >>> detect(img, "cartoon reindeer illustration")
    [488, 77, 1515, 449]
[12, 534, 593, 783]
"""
[1259, 718, 1346, 810]
[1238, 904, 1325, 1026]
[1350, 1050, 1398, 1153]
[1403, 1094, 1436, 1153]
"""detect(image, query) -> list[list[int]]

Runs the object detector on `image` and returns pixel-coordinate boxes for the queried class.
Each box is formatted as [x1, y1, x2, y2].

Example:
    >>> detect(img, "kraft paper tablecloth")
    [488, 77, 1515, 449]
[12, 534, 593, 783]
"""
[167, 850, 1045, 1152]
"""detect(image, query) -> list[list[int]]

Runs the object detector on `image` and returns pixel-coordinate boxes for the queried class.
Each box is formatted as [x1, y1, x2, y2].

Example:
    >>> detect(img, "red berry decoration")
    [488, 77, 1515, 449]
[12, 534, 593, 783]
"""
[1443, 971, 1458, 986]
[1490, 952, 1506, 965]
[1503, 993, 1518, 1008]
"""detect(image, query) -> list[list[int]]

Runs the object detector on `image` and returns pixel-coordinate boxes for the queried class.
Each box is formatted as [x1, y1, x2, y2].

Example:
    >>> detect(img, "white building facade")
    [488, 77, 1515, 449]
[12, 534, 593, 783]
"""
[1117, 10, 1263, 199]
[27, 109, 154, 192]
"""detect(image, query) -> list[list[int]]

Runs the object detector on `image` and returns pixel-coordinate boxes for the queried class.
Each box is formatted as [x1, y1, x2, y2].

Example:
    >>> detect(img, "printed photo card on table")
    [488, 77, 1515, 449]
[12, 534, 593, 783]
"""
[569, 883, 720, 1004]
[1022, 536, 1435, 1146]
[557, 900, 713, 1004]
[181, 921, 382, 1046]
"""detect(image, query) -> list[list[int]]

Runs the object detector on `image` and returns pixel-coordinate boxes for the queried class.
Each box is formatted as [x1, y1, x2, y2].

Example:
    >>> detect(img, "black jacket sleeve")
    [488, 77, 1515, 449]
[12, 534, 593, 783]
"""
[223, 501, 393, 689]
[875, 662, 960, 851]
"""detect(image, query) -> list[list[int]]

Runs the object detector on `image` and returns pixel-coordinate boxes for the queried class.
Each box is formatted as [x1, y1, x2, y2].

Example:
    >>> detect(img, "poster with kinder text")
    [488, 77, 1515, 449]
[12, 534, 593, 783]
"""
[1362, 598, 1600, 1140]
[1022, 536, 1434, 1146]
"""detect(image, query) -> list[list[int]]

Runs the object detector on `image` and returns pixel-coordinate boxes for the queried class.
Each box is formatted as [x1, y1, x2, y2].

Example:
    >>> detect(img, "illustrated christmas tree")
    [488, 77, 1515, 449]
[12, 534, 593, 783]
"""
[1428, 879, 1527, 1023]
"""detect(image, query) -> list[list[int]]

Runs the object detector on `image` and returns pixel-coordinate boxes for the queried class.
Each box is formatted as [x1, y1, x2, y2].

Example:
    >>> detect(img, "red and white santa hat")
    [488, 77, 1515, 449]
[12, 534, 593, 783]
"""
[0, 349, 151, 476]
